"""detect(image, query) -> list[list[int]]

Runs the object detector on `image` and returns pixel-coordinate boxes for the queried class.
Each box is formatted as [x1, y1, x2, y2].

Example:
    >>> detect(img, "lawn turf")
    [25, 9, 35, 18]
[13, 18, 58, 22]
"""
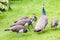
[0, 0, 60, 40]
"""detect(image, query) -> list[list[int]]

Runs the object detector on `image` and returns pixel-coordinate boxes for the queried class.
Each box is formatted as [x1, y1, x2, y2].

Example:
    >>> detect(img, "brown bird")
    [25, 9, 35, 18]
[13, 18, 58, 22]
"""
[51, 18, 58, 28]
[5, 25, 28, 33]
[13, 14, 37, 27]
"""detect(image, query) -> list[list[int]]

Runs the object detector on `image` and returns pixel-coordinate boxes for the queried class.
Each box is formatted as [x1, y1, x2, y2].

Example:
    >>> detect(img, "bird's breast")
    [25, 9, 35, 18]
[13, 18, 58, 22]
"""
[19, 29, 24, 33]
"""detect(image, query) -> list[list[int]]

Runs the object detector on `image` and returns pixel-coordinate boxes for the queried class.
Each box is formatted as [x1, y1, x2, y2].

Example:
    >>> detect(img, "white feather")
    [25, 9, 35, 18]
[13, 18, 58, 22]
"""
[19, 29, 23, 33]
[25, 23, 28, 26]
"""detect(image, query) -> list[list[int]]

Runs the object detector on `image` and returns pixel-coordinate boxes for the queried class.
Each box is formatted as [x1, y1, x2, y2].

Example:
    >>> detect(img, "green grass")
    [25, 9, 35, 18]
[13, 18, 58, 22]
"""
[0, 0, 60, 40]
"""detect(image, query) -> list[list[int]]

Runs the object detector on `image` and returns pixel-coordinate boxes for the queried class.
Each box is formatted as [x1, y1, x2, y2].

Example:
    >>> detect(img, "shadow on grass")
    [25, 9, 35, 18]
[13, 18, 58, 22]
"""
[13, 33, 32, 38]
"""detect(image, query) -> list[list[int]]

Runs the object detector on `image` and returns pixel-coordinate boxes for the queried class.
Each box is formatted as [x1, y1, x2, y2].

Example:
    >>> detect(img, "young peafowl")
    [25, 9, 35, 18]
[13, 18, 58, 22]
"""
[51, 18, 58, 28]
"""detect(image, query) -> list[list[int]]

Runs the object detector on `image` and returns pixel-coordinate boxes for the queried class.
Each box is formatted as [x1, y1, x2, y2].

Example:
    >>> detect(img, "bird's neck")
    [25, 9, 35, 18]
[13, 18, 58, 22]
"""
[34, 16, 37, 21]
[42, 7, 46, 15]
[23, 29, 27, 33]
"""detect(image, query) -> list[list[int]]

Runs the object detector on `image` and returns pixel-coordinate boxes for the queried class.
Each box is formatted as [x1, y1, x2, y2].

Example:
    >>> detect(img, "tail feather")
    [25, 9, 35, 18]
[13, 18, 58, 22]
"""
[14, 21, 17, 23]
[5, 28, 11, 31]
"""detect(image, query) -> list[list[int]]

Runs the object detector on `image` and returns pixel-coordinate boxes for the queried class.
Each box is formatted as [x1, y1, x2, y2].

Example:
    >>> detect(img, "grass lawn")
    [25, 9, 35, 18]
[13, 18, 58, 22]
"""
[0, 0, 60, 40]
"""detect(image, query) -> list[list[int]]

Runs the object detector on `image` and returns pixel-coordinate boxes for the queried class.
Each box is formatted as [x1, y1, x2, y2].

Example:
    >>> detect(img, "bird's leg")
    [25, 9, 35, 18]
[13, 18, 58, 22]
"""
[31, 24, 33, 28]
[42, 28, 46, 33]
[28, 26, 30, 31]
[55, 26, 57, 30]
[20, 32, 22, 37]
[16, 32, 19, 38]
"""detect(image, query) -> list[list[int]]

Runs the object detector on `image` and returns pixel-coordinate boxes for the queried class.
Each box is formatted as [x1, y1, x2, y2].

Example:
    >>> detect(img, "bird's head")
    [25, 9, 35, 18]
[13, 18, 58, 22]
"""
[23, 29, 28, 33]
[33, 13, 37, 22]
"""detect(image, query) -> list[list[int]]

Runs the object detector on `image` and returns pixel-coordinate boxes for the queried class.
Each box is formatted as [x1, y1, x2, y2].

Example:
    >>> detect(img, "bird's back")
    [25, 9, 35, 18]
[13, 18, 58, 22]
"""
[9, 25, 24, 31]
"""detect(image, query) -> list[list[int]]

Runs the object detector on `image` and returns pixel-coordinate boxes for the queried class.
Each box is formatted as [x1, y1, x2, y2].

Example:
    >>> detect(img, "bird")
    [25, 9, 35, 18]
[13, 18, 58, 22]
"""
[34, 4, 48, 32]
[51, 18, 58, 28]
[5, 25, 28, 33]
[13, 14, 37, 26]
[14, 14, 37, 24]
